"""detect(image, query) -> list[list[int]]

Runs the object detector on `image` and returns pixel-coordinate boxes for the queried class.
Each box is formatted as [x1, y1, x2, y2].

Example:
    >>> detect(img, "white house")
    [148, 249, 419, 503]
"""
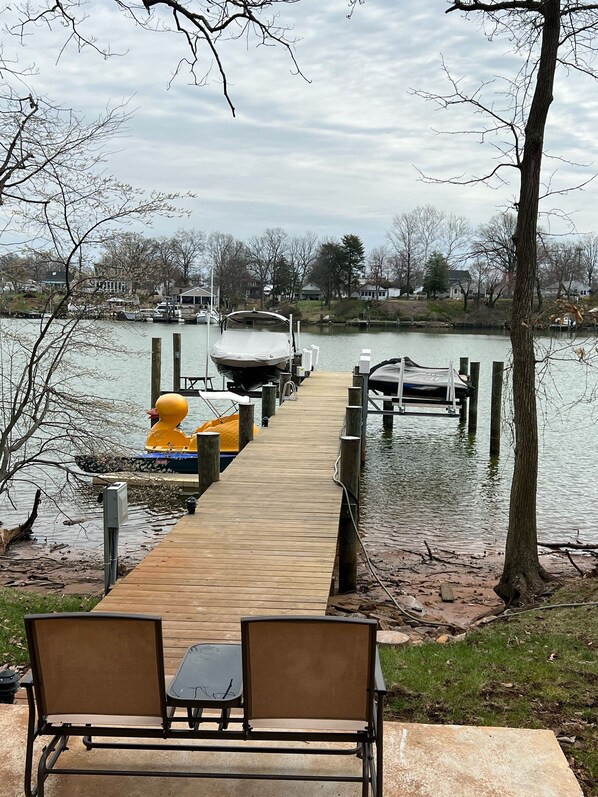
[351, 284, 389, 301]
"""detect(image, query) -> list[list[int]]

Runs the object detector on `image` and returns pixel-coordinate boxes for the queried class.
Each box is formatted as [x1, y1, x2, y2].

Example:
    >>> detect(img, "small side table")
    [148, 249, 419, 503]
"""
[167, 643, 243, 729]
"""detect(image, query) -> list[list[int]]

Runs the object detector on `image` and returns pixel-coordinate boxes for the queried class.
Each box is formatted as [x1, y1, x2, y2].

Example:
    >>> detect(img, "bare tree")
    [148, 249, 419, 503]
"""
[472, 213, 518, 295]
[367, 246, 391, 300]
[580, 233, 598, 290]
[246, 227, 288, 308]
[0, 88, 178, 532]
[205, 232, 250, 310]
[10, 1, 304, 116]
[440, 0, 598, 604]
[166, 229, 206, 286]
[97, 233, 161, 294]
[287, 232, 319, 300]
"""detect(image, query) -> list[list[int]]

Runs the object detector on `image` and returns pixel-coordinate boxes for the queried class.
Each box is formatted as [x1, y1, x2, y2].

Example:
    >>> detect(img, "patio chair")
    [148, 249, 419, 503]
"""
[23, 612, 171, 797]
[23, 613, 385, 797]
[240, 615, 385, 797]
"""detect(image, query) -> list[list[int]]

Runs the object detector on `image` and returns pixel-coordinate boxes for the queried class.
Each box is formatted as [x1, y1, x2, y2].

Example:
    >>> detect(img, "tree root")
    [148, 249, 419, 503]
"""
[0, 489, 42, 555]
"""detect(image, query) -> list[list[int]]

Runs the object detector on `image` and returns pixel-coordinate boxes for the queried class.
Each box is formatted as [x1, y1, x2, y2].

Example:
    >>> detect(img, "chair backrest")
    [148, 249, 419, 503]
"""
[25, 613, 167, 725]
[241, 616, 377, 727]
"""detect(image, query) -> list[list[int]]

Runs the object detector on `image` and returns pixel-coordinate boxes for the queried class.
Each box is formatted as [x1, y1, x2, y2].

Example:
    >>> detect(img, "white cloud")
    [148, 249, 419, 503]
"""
[8, 0, 598, 249]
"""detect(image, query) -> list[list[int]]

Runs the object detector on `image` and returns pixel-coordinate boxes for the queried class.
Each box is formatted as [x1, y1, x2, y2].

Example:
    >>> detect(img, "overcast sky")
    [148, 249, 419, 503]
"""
[15, 0, 598, 251]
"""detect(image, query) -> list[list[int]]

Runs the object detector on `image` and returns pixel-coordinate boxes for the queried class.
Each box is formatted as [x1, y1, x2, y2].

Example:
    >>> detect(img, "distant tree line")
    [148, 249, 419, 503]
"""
[2, 205, 597, 311]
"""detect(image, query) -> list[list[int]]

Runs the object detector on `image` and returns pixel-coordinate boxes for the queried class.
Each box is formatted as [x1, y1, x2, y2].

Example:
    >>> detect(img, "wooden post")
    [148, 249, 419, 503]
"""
[150, 337, 161, 426]
[360, 371, 369, 464]
[197, 431, 220, 496]
[239, 403, 254, 451]
[490, 361, 504, 457]
[173, 332, 181, 392]
[383, 400, 394, 431]
[345, 405, 361, 438]
[459, 357, 469, 424]
[261, 383, 277, 425]
[279, 371, 292, 404]
[348, 386, 362, 407]
[468, 361, 480, 435]
[338, 435, 361, 593]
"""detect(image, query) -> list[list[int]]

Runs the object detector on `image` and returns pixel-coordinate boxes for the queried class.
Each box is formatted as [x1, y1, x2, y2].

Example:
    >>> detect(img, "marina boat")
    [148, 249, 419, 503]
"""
[196, 308, 221, 325]
[76, 392, 256, 475]
[210, 309, 296, 392]
[153, 301, 182, 323]
[368, 357, 474, 402]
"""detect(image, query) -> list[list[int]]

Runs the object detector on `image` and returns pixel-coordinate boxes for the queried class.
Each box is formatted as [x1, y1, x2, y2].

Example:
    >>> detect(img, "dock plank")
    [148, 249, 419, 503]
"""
[95, 371, 351, 672]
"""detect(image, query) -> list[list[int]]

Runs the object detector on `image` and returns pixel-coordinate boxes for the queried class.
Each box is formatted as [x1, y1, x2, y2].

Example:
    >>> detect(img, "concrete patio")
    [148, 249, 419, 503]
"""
[0, 703, 583, 797]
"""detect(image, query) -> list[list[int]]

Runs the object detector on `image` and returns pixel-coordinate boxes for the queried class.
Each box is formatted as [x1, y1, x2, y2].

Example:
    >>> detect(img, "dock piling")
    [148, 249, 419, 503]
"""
[348, 386, 362, 407]
[197, 431, 220, 496]
[150, 337, 161, 426]
[278, 371, 292, 404]
[382, 400, 394, 431]
[239, 403, 255, 451]
[345, 405, 362, 438]
[261, 383, 277, 424]
[173, 332, 181, 392]
[338, 435, 361, 593]
[468, 361, 480, 435]
[490, 361, 504, 457]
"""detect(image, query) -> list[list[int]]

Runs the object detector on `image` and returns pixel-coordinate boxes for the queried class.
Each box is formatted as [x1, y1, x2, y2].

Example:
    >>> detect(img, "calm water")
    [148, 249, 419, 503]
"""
[1, 319, 597, 562]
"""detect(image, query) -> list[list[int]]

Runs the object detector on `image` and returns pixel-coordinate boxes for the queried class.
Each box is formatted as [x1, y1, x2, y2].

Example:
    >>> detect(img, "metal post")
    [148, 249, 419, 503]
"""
[338, 435, 361, 593]
[468, 361, 480, 435]
[490, 361, 504, 457]
[173, 332, 181, 392]
[459, 357, 469, 424]
[261, 383, 277, 424]
[197, 431, 220, 496]
[239, 403, 255, 451]
[150, 337, 161, 425]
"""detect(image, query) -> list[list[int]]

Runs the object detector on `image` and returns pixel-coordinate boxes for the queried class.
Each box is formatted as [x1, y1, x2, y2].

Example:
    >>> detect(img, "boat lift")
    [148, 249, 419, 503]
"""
[360, 350, 463, 421]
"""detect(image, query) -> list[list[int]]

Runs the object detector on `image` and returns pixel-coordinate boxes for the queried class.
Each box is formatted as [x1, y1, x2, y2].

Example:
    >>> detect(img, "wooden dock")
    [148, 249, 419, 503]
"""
[97, 371, 351, 672]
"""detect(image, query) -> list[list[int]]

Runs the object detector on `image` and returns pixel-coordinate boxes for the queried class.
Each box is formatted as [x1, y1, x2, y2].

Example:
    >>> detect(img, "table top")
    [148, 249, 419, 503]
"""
[167, 643, 243, 708]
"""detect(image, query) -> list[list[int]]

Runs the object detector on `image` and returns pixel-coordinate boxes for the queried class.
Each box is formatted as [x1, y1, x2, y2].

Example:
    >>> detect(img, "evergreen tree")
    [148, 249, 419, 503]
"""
[423, 252, 449, 298]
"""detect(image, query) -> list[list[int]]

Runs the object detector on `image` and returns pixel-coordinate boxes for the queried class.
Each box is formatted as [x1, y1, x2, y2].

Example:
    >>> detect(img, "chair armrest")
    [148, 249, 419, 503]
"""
[374, 649, 387, 695]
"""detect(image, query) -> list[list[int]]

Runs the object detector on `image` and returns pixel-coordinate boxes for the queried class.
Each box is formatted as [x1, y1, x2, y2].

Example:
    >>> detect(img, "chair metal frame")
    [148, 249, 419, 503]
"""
[23, 612, 385, 797]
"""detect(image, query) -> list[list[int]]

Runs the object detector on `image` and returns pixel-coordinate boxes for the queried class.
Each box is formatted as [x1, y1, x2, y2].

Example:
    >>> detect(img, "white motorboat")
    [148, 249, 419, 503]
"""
[196, 308, 221, 325]
[210, 310, 296, 392]
[153, 301, 182, 323]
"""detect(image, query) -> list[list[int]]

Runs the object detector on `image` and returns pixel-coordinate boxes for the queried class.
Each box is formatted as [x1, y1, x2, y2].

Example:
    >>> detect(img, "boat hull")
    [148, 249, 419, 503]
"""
[75, 452, 236, 475]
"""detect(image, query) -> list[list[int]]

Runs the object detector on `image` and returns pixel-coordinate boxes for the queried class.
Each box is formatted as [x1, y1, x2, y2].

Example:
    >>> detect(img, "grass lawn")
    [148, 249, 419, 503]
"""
[380, 578, 598, 796]
[0, 588, 99, 666]
[0, 580, 595, 794]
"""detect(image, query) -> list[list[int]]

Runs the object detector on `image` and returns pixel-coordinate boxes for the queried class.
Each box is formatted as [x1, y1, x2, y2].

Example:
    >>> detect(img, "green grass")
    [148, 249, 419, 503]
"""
[0, 588, 99, 666]
[380, 579, 598, 795]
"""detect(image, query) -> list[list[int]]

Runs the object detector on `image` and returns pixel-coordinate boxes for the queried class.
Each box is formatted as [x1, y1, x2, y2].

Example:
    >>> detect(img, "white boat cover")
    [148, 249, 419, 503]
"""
[210, 329, 291, 369]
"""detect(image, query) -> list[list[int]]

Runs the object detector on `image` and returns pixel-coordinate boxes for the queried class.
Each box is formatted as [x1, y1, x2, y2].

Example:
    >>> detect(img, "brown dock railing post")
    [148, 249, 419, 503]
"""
[345, 405, 361, 439]
[468, 361, 480, 435]
[173, 332, 181, 392]
[490, 361, 504, 457]
[150, 337, 161, 426]
[239, 403, 254, 451]
[338, 435, 361, 593]
[383, 400, 394, 431]
[348, 386, 362, 407]
[459, 357, 469, 424]
[197, 431, 220, 496]
[261, 383, 277, 425]
[279, 371, 292, 404]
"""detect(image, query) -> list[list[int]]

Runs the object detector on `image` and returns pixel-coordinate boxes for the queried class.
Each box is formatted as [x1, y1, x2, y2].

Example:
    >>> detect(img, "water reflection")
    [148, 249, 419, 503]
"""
[1, 320, 596, 559]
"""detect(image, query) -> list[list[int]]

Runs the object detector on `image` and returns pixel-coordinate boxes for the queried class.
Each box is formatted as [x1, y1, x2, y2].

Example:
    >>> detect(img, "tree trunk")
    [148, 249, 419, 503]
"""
[495, 0, 560, 605]
[0, 489, 42, 555]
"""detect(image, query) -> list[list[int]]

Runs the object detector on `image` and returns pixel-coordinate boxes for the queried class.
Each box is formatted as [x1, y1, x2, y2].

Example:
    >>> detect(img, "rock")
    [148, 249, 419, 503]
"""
[398, 595, 424, 613]
[377, 631, 410, 646]
[436, 634, 450, 644]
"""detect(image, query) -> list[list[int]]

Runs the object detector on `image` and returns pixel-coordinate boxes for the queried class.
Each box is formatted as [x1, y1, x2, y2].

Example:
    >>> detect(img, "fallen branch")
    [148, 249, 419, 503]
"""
[538, 540, 598, 552]
[0, 489, 42, 555]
